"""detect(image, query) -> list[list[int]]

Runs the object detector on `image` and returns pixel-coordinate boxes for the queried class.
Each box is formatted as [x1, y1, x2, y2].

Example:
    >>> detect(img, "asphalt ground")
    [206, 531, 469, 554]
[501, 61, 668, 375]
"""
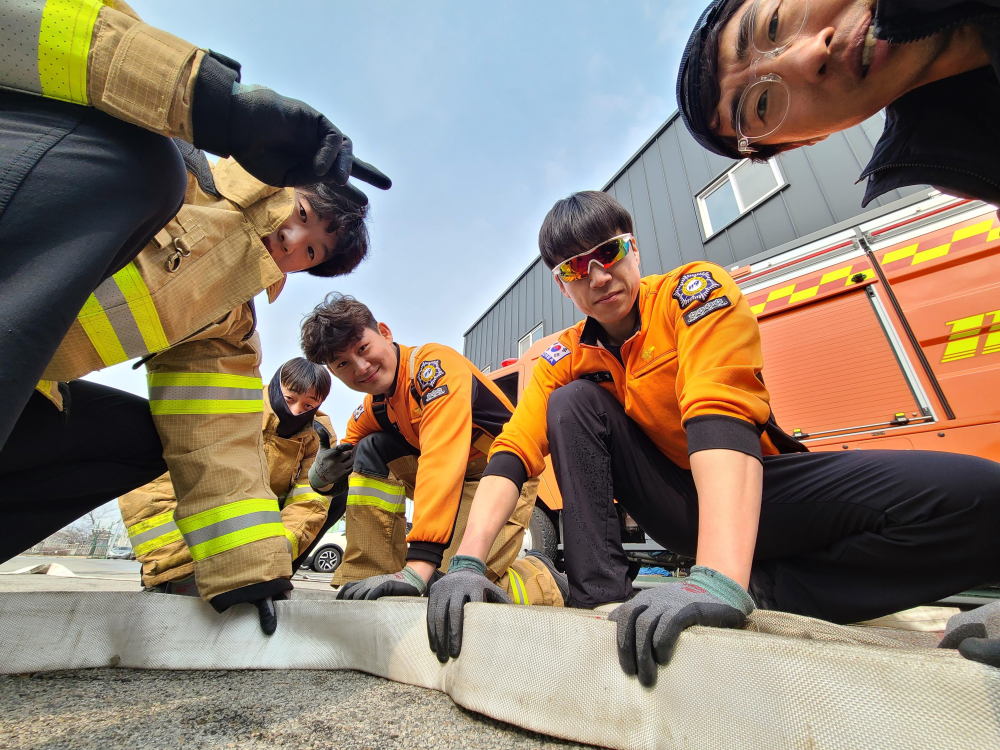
[1, 556, 594, 749]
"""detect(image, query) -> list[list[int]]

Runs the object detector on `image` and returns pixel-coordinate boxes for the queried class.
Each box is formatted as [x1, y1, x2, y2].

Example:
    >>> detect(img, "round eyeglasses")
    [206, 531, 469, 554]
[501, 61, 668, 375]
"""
[736, 0, 809, 154]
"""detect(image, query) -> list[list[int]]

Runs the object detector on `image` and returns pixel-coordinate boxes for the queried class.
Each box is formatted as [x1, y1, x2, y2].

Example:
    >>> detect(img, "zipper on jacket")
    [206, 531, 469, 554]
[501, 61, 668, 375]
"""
[859, 161, 1000, 192]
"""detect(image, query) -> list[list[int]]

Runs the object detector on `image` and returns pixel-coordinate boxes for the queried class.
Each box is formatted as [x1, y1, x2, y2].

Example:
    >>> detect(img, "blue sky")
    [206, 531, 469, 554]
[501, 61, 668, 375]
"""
[87, 0, 705, 436]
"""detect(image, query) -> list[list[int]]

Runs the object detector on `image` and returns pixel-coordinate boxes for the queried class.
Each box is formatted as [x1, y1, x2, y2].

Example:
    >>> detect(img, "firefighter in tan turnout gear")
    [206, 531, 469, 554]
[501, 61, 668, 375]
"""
[121, 359, 344, 600]
[0, 0, 389, 634]
[300, 294, 567, 607]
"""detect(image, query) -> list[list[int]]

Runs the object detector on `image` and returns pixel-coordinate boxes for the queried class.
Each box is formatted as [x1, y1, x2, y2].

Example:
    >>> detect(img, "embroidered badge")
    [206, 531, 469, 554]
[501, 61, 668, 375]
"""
[416, 359, 445, 390]
[422, 384, 450, 405]
[672, 271, 722, 309]
[580, 371, 614, 383]
[683, 295, 731, 326]
[641, 346, 655, 362]
[541, 342, 572, 365]
[352, 404, 365, 421]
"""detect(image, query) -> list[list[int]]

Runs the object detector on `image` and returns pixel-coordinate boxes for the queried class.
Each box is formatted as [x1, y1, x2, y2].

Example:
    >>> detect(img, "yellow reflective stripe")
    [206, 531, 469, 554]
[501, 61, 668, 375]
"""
[148, 372, 262, 389]
[149, 399, 264, 416]
[147, 372, 264, 416]
[350, 476, 406, 496]
[284, 486, 326, 506]
[346, 495, 406, 514]
[78, 293, 128, 366]
[284, 529, 299, 559]
[175, 498, 284, 562]
[187, 522, 285, 561]
[38, 0, 103, 104]
[114, 263, 169, 353]
[133, 529, 182, 557]
[126, 510, 174, 537]
[507, 567, 529, 605]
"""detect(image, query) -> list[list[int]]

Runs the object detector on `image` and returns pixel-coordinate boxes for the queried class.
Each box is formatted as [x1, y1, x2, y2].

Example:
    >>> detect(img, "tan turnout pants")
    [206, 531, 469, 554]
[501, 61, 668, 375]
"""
[333, 456, 563, 606]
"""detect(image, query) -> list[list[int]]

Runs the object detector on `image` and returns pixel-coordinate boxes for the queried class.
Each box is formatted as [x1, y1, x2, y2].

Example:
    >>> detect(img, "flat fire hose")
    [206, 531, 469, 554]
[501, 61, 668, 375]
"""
[1, 592, 998, 750]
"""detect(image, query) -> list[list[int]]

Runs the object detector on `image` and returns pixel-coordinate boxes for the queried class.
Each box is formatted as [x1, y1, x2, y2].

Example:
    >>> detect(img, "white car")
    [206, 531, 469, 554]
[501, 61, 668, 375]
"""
[304, 530, 346, 574]
[107, 546, 134, 560]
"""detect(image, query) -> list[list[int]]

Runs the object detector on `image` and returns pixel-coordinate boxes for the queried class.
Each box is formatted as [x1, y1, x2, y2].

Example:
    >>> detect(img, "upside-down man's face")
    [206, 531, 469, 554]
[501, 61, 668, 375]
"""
[713, 0, 954, 151]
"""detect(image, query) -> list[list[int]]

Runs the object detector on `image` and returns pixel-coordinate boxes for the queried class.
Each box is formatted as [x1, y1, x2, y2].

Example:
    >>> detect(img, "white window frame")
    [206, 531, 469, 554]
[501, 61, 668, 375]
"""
[696, 157, 787, 239]
[518, 323, 543, 358]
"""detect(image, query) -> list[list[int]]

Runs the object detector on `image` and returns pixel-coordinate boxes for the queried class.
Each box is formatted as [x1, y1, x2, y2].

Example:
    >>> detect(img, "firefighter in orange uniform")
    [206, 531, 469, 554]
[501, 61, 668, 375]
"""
[428, 190, 1000, 683]
[300, 294, 566, 606]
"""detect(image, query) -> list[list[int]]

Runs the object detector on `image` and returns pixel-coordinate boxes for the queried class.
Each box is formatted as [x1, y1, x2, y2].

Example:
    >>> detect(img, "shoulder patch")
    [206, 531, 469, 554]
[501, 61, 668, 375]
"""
[541, 342, 572, 365]
[672, 271, 722, 309]
[352, 404, 365, 422]
[580, 371, 614, 384]
[422, 384, 450, 405]
[683, 296, 731, 326]
[416, 359, 445, 390]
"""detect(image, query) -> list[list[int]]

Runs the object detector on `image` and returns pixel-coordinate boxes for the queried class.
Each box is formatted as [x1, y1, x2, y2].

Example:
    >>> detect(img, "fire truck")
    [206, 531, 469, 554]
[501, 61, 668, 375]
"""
[487, 193, 1000, 571]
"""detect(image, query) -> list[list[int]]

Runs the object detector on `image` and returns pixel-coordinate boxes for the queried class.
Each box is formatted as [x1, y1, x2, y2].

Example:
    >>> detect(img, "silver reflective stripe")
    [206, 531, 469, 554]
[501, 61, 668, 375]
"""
[181, 510, 282, 549]
[91, 275, 150, 359]
[0, 1, 44, 95]
[347, 485, 404, 504]
[129, 517, 179, 548]
[147, 386, 264, 402]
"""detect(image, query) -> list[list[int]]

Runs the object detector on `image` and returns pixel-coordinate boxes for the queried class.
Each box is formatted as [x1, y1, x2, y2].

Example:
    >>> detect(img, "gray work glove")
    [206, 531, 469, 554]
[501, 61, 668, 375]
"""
[939, 600, 1000, 668]
[336, 567, 427, 601]
[427, 555, 510, 663]
[610, 565, 754, 687]
[309, 423, 353, 493]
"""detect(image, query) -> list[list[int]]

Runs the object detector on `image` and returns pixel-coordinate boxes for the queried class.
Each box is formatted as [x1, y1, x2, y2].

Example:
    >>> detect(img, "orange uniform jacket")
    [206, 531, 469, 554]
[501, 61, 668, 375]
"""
[344, 343, 516, 565]
[488, 263, 805, 486]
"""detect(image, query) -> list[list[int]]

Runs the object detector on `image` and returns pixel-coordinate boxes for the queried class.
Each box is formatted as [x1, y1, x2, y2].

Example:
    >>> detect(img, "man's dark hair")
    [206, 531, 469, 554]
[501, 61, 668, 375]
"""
[678, 0, 781, 161]
[279, 357, 332, 400]
[296, 184, 371, 278]
[538, 191, 634, 269]
[301, 293, 379, 364]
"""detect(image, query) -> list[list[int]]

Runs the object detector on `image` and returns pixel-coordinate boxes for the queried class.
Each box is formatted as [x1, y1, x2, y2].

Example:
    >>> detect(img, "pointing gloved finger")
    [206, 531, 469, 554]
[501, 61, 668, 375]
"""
[958, 637, 1000, 668]
[312, 120, 345, 177]
[326, 180, 369, 207]
[349, 157, 392, 190]
[256, 597, 278, 636]
[313, 421, 332, 449]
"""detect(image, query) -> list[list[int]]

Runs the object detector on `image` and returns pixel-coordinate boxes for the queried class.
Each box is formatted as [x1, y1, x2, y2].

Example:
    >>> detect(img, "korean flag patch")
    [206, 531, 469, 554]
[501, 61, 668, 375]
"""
[541, 342, 571, 365]
[416, 359, 445, 390]
[672, 271, 722, 309]
[352, 404, 365, 422]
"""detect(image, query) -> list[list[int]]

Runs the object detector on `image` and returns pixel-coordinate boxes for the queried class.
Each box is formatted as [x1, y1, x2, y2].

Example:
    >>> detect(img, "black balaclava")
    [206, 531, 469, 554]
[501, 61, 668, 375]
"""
[268, 365, 320, 438]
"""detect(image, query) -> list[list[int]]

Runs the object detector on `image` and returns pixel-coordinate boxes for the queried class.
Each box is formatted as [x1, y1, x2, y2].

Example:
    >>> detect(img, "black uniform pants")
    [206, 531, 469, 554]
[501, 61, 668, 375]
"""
[548, 380, 1000, 623]
[0, 91, 187, 451]
[0, 380, 168, 562]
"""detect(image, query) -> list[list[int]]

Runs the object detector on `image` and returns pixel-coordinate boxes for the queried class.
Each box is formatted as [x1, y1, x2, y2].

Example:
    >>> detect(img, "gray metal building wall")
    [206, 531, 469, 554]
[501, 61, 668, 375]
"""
[464, 112, 926, 372]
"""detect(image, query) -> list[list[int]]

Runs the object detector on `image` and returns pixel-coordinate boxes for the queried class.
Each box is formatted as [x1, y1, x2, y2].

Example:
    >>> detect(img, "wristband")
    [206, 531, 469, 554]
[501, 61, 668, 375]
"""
[688, 565, 755, 615]
[447, 555, 487, 576]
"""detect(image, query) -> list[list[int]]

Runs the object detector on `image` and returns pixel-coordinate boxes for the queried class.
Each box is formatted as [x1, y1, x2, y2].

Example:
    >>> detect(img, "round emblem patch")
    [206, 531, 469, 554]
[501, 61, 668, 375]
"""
[684, 277, 707, 295]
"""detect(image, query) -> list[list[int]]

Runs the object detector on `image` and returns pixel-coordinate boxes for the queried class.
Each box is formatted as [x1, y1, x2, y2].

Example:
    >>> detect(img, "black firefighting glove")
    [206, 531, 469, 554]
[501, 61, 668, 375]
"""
[191, 51, 391, 202]
[939, 601, 1000, 668]
[309, 423, 353, 495]
[210, 579, 293, 636]
[427, 555, 510, 663]
[337, 567, 427, 600]
[609, 566, 754, 687]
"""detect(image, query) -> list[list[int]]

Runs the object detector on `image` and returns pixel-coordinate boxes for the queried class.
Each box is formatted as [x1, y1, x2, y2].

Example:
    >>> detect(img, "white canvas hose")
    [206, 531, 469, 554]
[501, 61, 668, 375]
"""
[1, 591, 998, 750]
